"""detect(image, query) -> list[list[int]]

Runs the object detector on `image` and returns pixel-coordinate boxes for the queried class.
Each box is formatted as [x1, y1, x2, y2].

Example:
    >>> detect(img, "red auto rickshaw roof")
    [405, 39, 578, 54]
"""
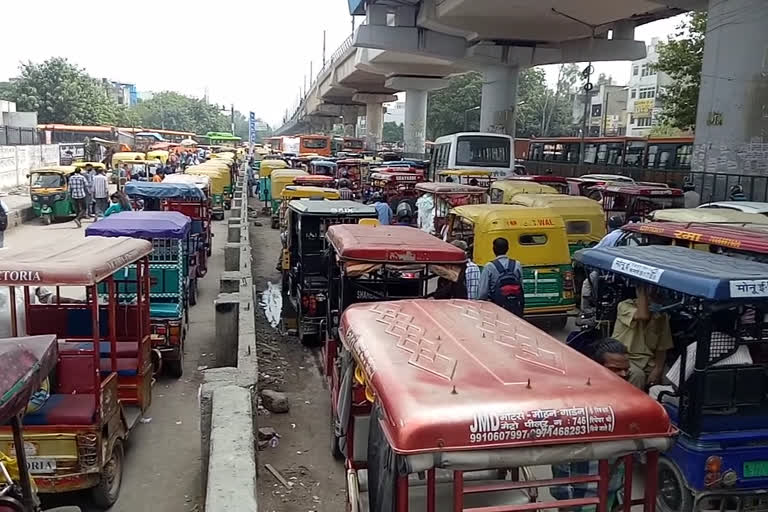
[0, 236, 152, 286]
[341, 299, 673, 454]
[415, 182, 487, 194]
[594, 184, 683, 196]
[327, 225, 467, 263]
[0, 335, 59, 423]
[624, 221, 768, 253]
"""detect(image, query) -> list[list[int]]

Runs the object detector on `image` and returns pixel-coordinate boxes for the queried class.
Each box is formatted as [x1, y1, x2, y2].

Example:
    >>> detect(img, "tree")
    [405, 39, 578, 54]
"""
[10, 57, 119, 124]
[655, 12, 706, 130]
[382, 121, 404, 143]
[426, 72, 483, 140]
[133, 92, 227, 134]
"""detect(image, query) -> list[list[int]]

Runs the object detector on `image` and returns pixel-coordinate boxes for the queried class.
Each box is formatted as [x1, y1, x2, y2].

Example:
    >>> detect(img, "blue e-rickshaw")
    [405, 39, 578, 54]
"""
[86, 211, 195, 378]
[575, 244, 768, 512]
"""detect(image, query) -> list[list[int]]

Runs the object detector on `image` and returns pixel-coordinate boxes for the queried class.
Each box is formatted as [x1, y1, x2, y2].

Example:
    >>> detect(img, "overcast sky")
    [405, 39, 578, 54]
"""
[0, 1, 684, 128]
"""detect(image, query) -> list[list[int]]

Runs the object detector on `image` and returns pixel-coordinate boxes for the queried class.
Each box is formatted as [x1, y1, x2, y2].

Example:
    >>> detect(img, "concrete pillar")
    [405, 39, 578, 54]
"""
[354, 93, 397, 152]
[480, 66, 520, 135]
[404, 89, 428, 155]
[214, 293, 240, 367]
[693, 0, 768, 191]
[366, 4, 388, 25]
[386, 77, 448, 155]
[224, 242, 241, 271]
[342, 106, 359, 137]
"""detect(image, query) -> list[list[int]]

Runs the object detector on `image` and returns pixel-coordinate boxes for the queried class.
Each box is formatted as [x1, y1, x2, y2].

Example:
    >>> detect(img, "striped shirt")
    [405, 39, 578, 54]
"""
[68, 174, 88, 199]
[465, 261, 481, 299]
[92, 174, 109, 199]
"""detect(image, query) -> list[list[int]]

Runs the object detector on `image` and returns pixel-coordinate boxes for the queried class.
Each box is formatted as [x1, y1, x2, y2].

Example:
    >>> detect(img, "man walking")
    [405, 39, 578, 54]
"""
[0, 198, 8, 248]
[478, 237, 525, 316]
[92, 168, 110, 217]
[83, 164, 95, 217]
[68, 168, 88, 227]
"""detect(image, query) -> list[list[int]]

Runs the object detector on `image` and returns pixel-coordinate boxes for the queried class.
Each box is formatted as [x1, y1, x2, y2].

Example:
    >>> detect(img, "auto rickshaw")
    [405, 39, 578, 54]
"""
[648, 208, 768, 225]
[0, 335, 82, 512]
[28, 166, 77, 224]
[369, 171, 423, 216]
[508, 194, 606, 255]
[414, 182, 487, 236]
[145, 150, 169, 164]
[337, 159, 369, 190]
[591, 184, 684, 222]
[186, 166, 228, 219]
[508, 174, 569, 194]
[111, 152, 145, 167]
[72, 162, 106, 173]
[323, 225, 468, 394]
[0, 236, 153, 508]
[282, 200, 377, 343]
[489, 180, 560, 204]
[575, 244, 768, 512]
[163, 173, 214, 262]
[270, 169, 309, 226]
[446, 204, 575, 327]
[333, 299, 674, 512]
[309, 159, 337, 177]
[86, 211, 196, 378]
[437, 169, 496, 187]
[259, 158, 289, 205]
[197, 160, 233, 207]
[292, 175, 335, 188]
[276, 186, 340, 230]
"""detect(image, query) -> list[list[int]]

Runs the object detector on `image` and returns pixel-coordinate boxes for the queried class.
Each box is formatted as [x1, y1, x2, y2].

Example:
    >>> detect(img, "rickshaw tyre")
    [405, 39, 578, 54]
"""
[657, 457, 693, 512]
[189, 279, 198, 307]
[548, 316, 568, 331]
[166, 352, 184, 379]
[330, 409, 344, 461]
[42, 214, 52, 225]
[91, 440, 124, 508]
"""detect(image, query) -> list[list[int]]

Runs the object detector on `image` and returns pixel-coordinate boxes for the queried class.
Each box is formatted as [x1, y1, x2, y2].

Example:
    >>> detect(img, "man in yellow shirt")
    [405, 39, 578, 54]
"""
[612, 285, 673, 389]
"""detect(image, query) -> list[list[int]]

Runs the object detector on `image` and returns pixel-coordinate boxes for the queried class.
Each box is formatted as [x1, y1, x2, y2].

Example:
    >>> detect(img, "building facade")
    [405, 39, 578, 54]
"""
[570, 84, 628, 137]
[625, 38, 672, 137]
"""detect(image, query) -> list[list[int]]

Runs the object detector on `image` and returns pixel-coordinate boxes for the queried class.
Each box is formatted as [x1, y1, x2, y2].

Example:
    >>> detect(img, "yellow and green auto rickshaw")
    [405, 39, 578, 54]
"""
[270, 169, 309, 225]
[275, 185, 341, 230]
[446, 203, 575, 327]
[489, 180, 560, 203]
[28, 165, 78, 224]
[146, 150, 170, 164]
[198, 160, 233, 206]
[259, 159, 289, 205]
[185, 166, 228, 220]
[507, 193, 606, 256]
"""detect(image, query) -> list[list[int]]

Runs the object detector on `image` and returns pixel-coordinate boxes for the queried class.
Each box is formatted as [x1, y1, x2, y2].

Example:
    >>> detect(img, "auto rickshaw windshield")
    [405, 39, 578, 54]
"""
[31, 172, 66, 188]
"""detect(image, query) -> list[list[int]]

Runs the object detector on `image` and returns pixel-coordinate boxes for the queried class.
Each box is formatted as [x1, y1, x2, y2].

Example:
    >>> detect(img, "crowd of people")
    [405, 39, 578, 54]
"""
[67, 165, 132, 227]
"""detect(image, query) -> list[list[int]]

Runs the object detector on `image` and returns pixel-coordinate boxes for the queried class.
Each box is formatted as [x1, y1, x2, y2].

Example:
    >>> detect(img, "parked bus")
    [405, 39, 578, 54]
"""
[430, 132, 515, 181]
[299, 134, 331, 157]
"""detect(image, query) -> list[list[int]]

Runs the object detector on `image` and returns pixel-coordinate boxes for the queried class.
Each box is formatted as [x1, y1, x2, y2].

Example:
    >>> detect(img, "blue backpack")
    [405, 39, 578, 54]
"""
[490, 259, 525, 316]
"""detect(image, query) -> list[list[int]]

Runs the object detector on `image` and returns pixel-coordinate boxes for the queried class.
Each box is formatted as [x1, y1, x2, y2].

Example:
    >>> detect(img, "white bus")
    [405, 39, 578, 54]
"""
[430, 132, 515, 180]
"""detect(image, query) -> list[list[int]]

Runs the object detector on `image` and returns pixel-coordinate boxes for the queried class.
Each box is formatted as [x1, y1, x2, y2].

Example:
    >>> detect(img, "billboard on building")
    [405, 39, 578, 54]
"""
[633, 99, 654, 117]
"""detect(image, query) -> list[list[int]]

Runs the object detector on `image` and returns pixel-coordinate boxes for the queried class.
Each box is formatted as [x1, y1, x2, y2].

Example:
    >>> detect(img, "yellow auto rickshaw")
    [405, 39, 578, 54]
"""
[73, 161, 106, 172]
[186, 166, 228, 220]
[198, 160, 233, 205]
[271, 169, 309, 228]
[446, 204, 575, 327]
[112, 152, 145, 167]
[508, 194, 606, 255]
[277, 185, 340, 230]
[146, 150, 169, 164]
[489, 180, 560, 203]
[28, 165, 77, 224]
[437, 169, 496, 187]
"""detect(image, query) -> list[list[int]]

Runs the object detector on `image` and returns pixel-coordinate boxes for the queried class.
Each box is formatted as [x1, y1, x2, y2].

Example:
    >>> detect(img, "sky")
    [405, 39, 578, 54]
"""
[0, 1, 684, 128]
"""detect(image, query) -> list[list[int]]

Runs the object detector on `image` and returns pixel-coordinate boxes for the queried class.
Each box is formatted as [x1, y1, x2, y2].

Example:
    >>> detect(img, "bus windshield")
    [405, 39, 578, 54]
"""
[455, 135, 510, 168]
[303, 138, 327, 149]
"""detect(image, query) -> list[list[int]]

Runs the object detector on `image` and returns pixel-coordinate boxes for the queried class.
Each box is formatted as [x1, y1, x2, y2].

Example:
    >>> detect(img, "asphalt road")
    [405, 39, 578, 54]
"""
[6, 213, 225, 512]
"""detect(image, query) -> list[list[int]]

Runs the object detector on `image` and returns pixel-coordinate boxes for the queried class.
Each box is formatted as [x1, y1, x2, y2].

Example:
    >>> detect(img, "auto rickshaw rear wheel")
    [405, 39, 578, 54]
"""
[189, 279, 198, 307]
[330, 406, 344, 461]
[166, 346, 184, 379]
[657, 457, 693, 512]
[91, 439, 124, 508]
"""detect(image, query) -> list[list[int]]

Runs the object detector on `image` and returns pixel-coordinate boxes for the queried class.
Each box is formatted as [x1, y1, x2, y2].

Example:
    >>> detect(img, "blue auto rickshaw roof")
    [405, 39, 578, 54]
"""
[123, 181, 205, 200]
[574, 245, 768, 300]
[311, 160, 337, 168]
[85, 211, 191, 239]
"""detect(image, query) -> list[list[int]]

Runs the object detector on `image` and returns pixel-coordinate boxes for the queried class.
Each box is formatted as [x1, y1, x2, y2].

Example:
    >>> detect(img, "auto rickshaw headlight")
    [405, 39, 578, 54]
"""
[721, 470, 738, 487]
[54, 194, 63, 201]
[706, 455, 722, 473]
[31, 195, 38, 201]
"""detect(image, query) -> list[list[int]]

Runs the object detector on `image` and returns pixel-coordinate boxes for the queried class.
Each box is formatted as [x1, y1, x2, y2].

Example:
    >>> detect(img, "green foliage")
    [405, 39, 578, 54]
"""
[382, 121, 403, 143]
[649, 123, 688, 137]
[426, 67, 578, 140]
[11, 57, 119, 124]
[655, 12, 706, 130]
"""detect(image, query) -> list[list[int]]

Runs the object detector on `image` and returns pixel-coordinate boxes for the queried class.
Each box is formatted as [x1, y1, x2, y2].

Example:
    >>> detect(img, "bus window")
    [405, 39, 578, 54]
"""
[530, 143, 544, 160]
[606, 143, 622, 165]
[676, 144, 693, 169]
[455, 135, 511, 168]
[624, 142, 646, 166]
[583, 144, 598, 164]
[565, 143, 580, 162]
[596, 144, 608, 164]
[303, 138, 327, 149]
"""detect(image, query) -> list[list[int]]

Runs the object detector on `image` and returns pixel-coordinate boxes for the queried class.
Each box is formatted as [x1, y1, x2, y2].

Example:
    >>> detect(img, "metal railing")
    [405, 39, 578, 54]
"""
[523, 160, 768, 203]
[0, 126, 39, 145]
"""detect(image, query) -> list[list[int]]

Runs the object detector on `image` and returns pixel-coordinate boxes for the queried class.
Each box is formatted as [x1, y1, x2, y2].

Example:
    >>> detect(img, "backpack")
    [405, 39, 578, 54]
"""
[490, 259, 524, 316]
[0, 205, 7, 231]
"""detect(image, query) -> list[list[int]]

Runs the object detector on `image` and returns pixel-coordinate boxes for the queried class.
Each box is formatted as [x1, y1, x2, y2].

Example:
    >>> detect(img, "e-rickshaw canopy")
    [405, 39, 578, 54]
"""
[163, 173, 211, 191]
[288, 199, 376, 217]
[624, 221, 768, 254]
[415, 182, 487, 195]
[0, 236, 152, 286]
[327, 224, 466, 264]
[86, 211, 192, 239]
[0, 335, 59, 423]
[340, 298, 673, 454]
[574, 244, 768, 300]
[124, 181, 206, 200]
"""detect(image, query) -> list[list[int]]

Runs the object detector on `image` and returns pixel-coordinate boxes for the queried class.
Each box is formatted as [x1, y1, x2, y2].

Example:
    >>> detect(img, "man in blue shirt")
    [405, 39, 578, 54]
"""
[373, 193, 393, 225]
